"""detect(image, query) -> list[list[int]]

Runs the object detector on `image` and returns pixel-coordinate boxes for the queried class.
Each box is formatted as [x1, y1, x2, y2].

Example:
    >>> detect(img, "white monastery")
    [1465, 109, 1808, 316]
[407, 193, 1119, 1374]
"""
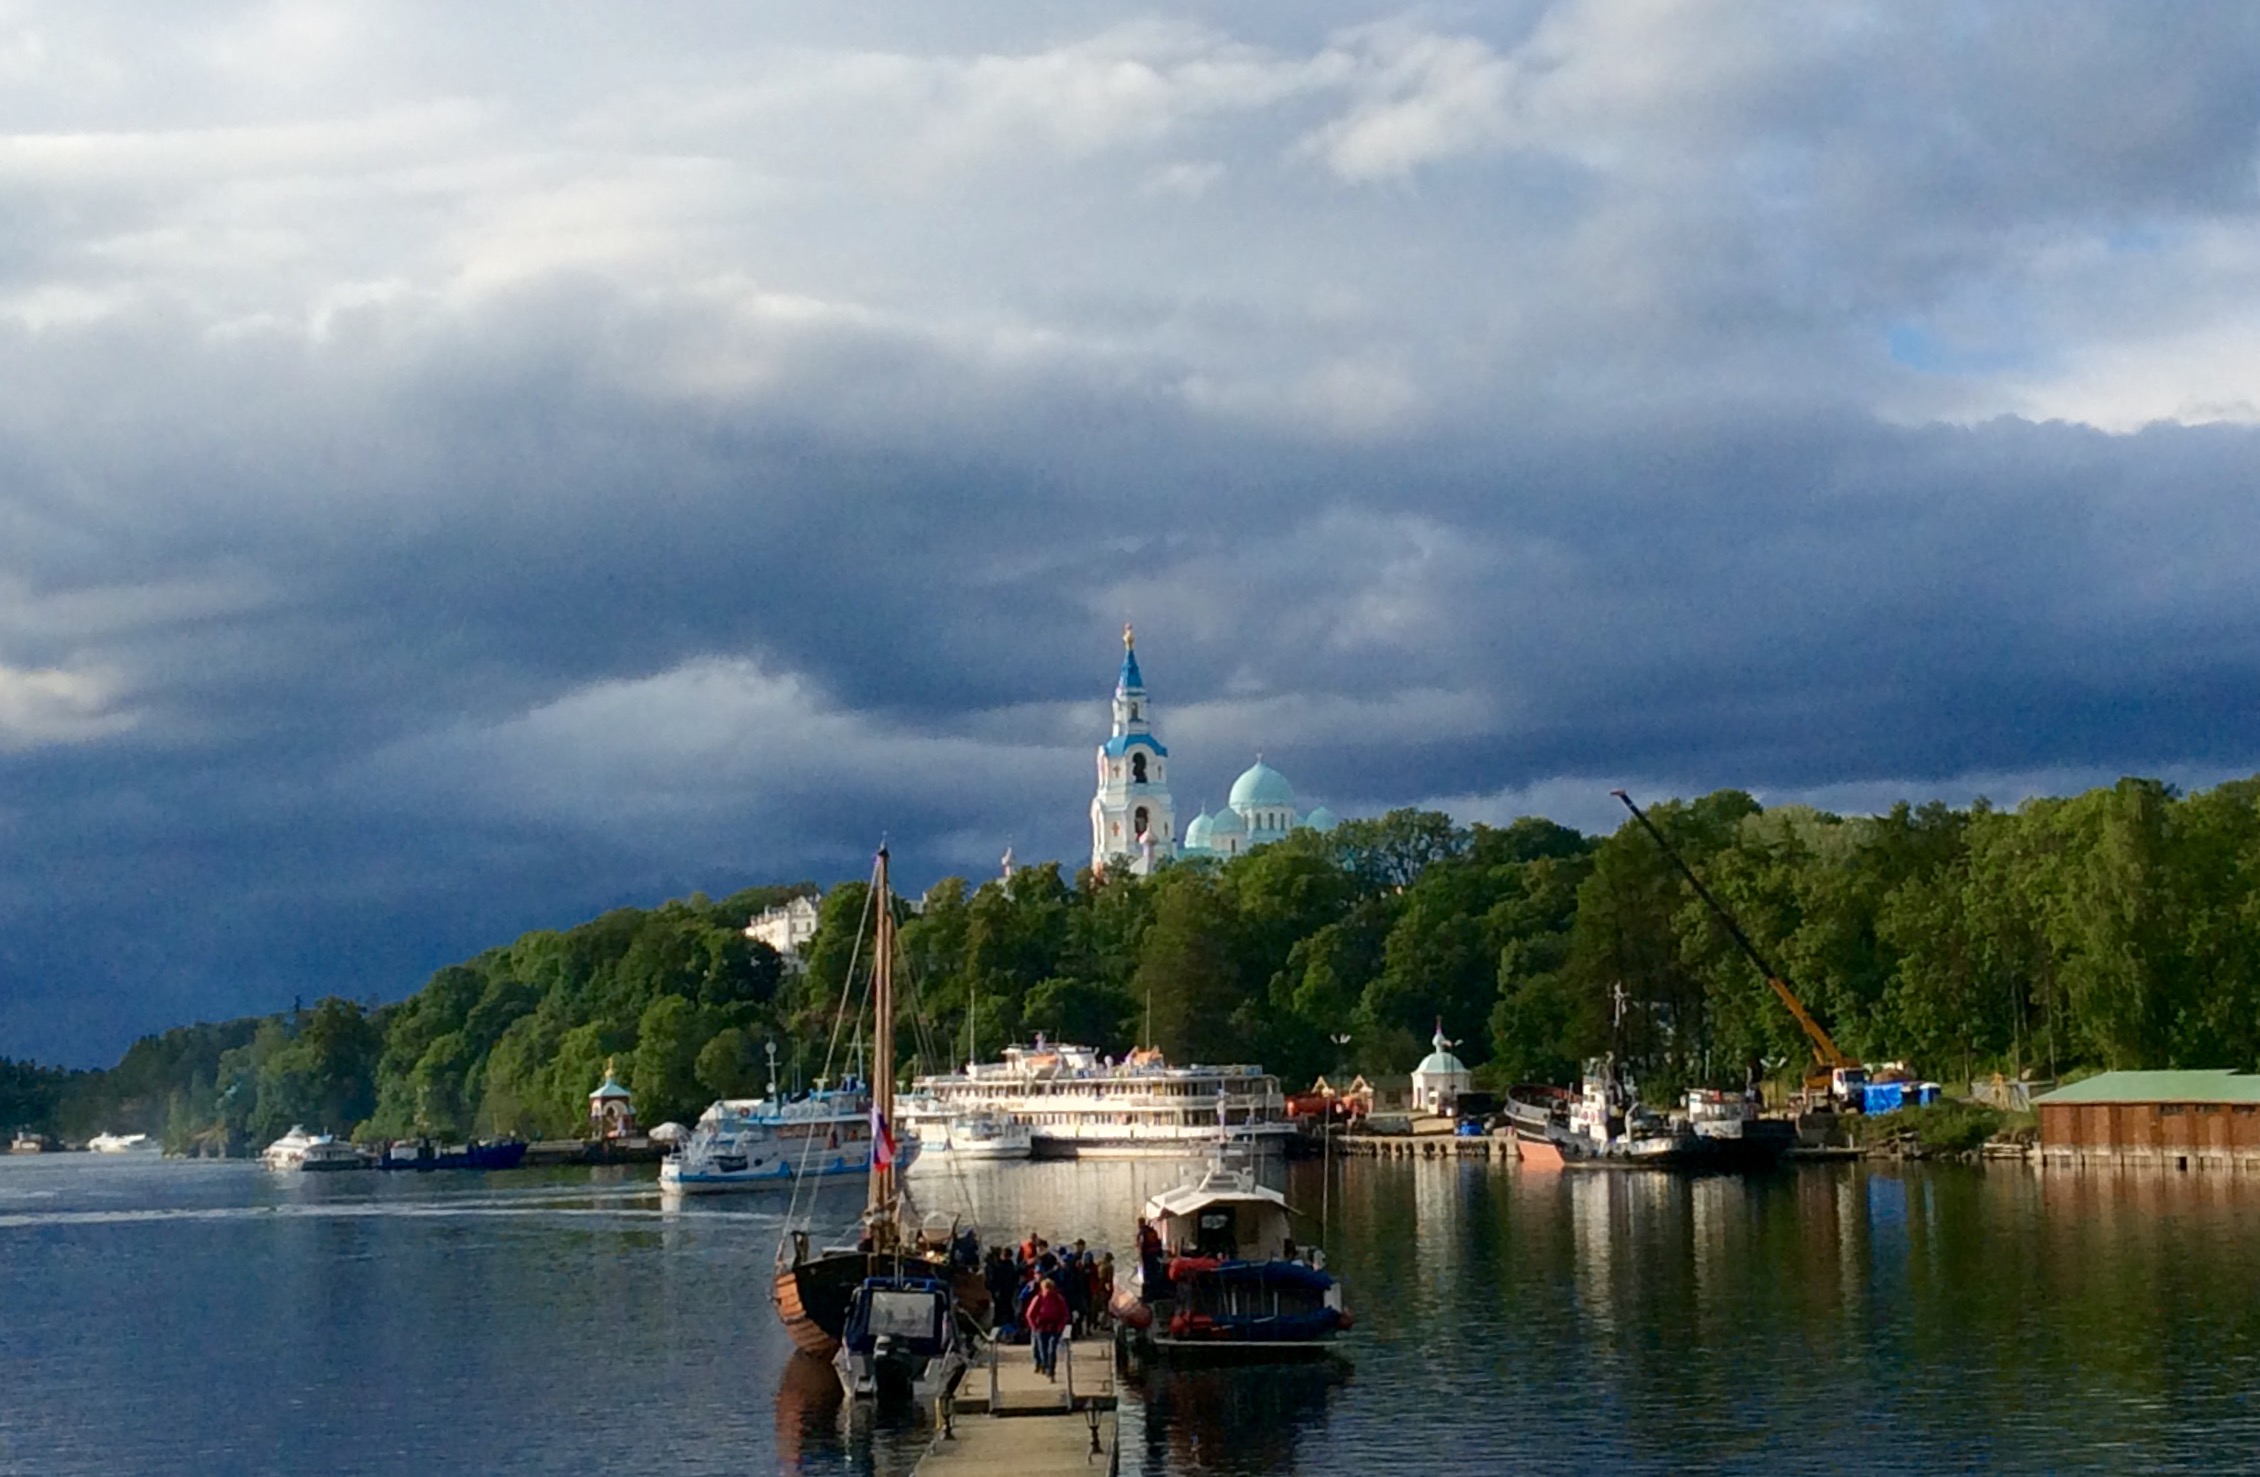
[1090, 626, 1339, 877]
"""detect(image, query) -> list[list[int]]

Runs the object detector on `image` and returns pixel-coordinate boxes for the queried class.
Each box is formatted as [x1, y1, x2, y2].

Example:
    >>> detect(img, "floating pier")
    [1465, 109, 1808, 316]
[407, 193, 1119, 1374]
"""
[916, 1336, 1118, 1476]
[1333, 1132, 1518, 1161]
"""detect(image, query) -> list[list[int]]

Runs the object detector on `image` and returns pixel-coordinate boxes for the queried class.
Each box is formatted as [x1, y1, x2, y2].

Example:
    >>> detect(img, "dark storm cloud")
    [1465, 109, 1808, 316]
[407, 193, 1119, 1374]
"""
[5, 2, 2260, 1061]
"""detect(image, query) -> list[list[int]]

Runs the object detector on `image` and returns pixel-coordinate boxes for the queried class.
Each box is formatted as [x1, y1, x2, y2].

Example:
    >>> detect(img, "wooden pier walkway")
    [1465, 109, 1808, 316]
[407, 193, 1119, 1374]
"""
[917, 1337, 1118, 1476]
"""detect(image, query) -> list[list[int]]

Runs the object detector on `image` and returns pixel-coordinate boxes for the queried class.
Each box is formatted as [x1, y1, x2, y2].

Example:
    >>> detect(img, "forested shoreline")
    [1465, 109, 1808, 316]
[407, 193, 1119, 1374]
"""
[11, 775, 2260, 1153]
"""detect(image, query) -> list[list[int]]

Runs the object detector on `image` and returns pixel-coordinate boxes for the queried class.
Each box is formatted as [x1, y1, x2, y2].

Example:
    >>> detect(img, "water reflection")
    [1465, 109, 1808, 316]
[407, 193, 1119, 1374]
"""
[1139, 1362, 1351, 1476]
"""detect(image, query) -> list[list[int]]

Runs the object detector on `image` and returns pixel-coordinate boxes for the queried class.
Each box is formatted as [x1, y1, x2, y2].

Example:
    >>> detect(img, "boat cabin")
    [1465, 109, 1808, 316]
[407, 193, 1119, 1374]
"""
[1143, 1172, 1295, 1262]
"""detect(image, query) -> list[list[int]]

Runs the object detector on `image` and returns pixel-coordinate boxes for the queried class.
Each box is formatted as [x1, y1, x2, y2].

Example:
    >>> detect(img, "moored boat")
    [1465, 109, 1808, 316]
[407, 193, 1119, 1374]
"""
[9, 1128, 60, 1155]
[906, 1106, 1031, 1165]
[1113, 1141, 1347, 1366]
[770, 844, 985, 1391]
[87, 1132, 155, 1154]
[1508, 1057, 1794, 1172]
[836, 1274, 968, 1405]
[907, 1040, 1296, 1160]
[377, 1137, 528, 1171]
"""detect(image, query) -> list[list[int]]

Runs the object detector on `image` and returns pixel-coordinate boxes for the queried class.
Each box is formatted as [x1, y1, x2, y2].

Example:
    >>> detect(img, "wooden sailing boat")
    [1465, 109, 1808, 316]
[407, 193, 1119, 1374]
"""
[771, 844, 988, 1360]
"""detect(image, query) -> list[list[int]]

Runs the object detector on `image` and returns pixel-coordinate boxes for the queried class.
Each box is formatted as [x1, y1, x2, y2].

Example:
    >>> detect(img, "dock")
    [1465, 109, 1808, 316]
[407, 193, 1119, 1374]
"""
[917, 1337, 1118, 1476]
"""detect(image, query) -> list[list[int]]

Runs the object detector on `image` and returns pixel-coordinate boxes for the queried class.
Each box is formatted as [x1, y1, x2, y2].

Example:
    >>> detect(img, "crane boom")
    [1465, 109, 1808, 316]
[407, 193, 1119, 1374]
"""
[1610, 789, 1857, 1073]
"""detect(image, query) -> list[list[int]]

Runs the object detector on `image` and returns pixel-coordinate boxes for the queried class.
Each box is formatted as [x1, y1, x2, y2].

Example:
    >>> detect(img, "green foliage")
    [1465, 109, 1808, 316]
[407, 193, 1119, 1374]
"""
[1848, 1100, 2009, 1155]
[50, 775, 2260, 1152]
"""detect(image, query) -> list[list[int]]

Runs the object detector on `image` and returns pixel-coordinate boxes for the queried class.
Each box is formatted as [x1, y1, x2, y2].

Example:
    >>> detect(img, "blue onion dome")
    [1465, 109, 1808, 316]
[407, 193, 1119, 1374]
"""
[1228, 759, 1295, 810]
[1184, 810, 1214, 849]
[1301, 805, 1340, 833]
[1207, 803, 1248, 837]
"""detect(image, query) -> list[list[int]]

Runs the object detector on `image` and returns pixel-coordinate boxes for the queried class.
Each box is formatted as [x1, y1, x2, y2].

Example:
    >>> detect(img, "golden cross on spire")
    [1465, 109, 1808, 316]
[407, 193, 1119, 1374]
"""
[1123, 621, 1135, 651]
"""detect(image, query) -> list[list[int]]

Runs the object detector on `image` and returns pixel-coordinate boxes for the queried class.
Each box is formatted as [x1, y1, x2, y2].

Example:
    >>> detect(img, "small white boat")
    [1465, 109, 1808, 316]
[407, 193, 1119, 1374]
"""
[88, 1132, 155, 1154]
[260, 1126, 367, 1172]
[909, 1106, 1031, 1164]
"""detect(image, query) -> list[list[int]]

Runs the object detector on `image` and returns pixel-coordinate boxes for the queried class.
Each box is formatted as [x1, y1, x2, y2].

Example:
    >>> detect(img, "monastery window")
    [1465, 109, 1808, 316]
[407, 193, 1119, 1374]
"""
[1132, 753, 1148, 784]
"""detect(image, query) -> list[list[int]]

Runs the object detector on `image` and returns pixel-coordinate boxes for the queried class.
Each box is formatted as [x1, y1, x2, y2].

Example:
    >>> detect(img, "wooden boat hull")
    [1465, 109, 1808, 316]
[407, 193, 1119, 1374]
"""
[775, 1252, 992, 1361]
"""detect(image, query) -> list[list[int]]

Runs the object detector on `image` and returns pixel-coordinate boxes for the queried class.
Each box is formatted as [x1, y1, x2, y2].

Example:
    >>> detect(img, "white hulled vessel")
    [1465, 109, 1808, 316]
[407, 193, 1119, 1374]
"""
[88, 1132, 155, 1153]
[901, 1105, 1031, 1166]
[260, 1126, 367, 1171]
[907, 1038, 1293, 1159]
[660, 1082, 913, 1194]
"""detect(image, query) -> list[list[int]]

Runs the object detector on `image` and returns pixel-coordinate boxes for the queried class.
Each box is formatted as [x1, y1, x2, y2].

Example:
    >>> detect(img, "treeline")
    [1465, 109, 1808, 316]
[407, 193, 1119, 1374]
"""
[26, 776, 2260, 1149]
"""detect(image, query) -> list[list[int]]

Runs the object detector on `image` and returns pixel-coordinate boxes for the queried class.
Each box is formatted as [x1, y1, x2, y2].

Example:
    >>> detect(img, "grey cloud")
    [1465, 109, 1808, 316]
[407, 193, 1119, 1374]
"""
[6, 4, 2260, 1062]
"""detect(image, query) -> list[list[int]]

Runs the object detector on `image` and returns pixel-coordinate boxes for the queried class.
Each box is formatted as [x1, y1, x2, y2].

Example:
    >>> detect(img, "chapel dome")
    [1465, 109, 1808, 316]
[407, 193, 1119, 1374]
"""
[1207, 803, 1248, 836]
[1414, 1048, 1469, 1078]
[1228, 760, 1295, 810]
[1301, 805, 1340, 833]
[1184, 810, 1214, 849]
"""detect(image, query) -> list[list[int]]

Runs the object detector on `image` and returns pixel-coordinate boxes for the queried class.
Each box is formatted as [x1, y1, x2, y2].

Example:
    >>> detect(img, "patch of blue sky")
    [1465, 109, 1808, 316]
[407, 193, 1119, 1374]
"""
[1886, 322, 2035, 377]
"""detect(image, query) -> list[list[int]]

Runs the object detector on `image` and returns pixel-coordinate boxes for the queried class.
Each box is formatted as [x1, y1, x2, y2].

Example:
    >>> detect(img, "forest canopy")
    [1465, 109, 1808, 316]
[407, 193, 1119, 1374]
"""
[16, 775, 2260, 1150]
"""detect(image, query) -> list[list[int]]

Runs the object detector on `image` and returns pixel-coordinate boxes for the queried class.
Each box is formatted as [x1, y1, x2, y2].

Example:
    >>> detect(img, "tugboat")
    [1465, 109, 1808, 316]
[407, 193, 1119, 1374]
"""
[1111, 1126, 1348, 1366]
[1506, 1056, 1794, 1171]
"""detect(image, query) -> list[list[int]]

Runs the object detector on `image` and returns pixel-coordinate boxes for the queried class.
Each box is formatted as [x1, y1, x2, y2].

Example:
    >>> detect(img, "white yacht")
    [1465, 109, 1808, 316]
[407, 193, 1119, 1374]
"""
[902, 1106, 1032, 1166]
[260, 1126, 367, 1172]
[907, 1038, 1293, 1159]
[87, 1132, 155, 1154]
[660, 1083, 914, 1194]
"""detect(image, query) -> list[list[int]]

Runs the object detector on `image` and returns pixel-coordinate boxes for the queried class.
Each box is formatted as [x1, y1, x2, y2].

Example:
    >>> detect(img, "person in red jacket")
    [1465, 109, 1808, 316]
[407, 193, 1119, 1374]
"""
[1025, 1277, 1071, 1379]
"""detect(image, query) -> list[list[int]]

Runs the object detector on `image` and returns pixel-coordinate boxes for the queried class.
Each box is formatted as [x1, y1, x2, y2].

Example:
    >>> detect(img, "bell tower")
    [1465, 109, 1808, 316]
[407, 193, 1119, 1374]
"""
[1090, 624, 1177, 876]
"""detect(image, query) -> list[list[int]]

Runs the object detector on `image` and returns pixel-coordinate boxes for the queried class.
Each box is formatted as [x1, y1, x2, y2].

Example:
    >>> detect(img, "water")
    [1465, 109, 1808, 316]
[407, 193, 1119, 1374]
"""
[5, 1151, 2258, 1475]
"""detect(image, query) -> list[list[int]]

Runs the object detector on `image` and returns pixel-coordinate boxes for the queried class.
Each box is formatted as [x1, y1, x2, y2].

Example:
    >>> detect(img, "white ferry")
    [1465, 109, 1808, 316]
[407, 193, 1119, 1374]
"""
[260, 1126, 367, 1172]
[906, 1039, 1293, 1160]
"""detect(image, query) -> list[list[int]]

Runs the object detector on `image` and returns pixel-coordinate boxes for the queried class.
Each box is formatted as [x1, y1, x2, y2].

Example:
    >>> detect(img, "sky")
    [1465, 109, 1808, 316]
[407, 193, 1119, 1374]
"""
[6, 2, 2260, 1064]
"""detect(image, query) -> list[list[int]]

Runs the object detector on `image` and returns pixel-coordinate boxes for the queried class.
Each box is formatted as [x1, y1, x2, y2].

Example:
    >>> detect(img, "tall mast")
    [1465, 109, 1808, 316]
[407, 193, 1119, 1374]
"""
[869, 844, 895, 1221]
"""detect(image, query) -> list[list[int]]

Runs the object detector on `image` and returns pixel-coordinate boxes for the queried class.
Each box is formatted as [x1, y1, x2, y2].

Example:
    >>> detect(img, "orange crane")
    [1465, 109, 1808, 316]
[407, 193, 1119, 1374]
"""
[1611, 790, 1865, 1103]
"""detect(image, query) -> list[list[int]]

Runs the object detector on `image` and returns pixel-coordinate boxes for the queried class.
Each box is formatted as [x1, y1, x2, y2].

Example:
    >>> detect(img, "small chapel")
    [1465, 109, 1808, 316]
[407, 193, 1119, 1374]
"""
[1089, 626, 1339, 877]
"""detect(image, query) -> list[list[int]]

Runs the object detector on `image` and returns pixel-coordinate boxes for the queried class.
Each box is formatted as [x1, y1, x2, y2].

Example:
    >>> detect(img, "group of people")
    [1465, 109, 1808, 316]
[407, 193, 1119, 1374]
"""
[983, 1232, 1116, 1378]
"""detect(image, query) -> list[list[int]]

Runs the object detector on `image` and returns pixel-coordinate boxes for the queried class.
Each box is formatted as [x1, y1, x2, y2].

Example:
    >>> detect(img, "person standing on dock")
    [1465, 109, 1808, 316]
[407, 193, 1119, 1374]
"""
[1026, 1277, 1071, 1380]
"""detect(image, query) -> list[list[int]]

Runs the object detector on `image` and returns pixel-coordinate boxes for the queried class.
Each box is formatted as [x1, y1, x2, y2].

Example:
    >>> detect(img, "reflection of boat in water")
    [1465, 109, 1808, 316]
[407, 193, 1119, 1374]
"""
[1138, 1360, 1351, 1475]
[771, 844, 980, 1403]
[1114, 1138, 1348, 1366]
[376, 1138, 527, 1171]
[1507, 1058, 1795, 1172]
[771, 1339, 846, 1468]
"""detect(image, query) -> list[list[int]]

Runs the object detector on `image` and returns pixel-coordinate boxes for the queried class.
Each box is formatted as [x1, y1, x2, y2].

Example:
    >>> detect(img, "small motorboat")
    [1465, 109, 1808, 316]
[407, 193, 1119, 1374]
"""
[87, 1132, 155, 1154]
[834, 1274, 969, 1405]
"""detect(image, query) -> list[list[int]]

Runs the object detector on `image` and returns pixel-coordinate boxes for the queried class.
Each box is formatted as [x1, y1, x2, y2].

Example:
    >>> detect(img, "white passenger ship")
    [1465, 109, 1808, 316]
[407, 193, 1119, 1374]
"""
[906, 1038, 1292, 1159]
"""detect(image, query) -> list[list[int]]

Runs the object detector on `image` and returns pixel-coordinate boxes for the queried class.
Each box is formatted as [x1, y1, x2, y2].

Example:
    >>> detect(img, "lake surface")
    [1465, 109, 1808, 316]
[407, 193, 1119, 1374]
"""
[4, 1148, 2258, 1475]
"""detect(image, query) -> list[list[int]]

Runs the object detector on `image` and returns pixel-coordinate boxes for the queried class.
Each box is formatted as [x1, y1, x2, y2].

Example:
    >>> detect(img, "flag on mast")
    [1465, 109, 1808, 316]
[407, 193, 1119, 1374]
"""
[870, 1106, 898, 1168]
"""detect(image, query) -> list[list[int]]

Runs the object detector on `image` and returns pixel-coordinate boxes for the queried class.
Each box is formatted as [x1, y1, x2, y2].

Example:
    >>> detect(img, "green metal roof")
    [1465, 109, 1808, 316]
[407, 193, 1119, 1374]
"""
[2033, 1070, 2260, 1105]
